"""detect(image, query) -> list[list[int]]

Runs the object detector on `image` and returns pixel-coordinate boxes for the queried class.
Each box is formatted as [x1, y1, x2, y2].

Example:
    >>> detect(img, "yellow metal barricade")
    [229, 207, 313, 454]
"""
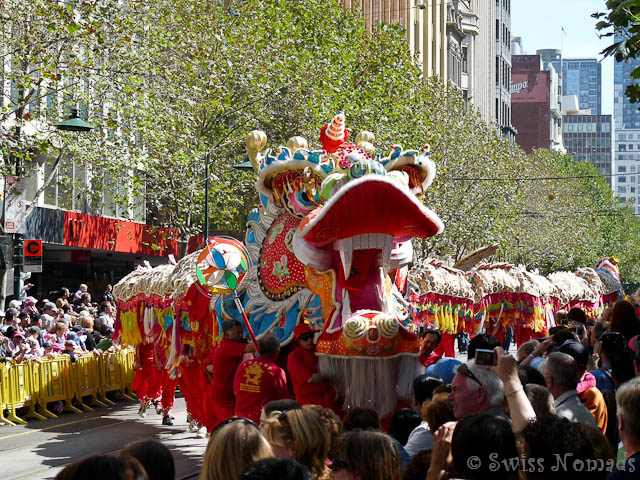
[98, 351, 136, 405]
[0, 364, 15, 426]
[121, 348, 137, 398]
[71, 354, 108, 411]
[34, 356, 82, 418]
[4, 361, 47, 424]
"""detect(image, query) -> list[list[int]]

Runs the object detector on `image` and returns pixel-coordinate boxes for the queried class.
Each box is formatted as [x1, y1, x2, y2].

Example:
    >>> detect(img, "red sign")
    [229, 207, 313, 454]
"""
[510, 73, 549, 104]
[24, 239, 42, 257]
[71, 250, 92, 263]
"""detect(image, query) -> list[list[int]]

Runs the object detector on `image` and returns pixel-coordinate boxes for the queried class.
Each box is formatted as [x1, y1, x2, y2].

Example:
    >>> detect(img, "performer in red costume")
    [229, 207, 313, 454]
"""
[132, 341, 162, 417]
[207, 319, 254, 428]
[287, 323, 335, 409]
[418, 327, 443, 367]
[233, 334, 289, 423]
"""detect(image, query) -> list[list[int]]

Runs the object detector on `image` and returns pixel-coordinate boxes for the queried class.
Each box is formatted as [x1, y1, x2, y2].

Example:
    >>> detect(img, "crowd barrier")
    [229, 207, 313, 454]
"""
[0, 348, 137, 426]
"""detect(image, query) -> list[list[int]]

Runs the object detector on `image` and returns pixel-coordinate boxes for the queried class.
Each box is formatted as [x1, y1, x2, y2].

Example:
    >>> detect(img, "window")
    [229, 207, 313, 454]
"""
[619, 186, 627, 193]
[619, 176, 627, 183]
[619, 166, 627, 173]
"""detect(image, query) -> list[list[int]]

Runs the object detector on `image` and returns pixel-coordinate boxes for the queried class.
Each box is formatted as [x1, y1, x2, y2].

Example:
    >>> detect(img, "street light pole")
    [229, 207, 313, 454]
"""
[204, 151, 210, 242]
[13, 125, 23, 301]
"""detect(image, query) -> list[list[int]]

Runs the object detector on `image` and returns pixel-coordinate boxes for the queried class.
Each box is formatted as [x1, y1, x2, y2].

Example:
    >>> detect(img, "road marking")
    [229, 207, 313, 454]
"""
[0, 416, 116, 441]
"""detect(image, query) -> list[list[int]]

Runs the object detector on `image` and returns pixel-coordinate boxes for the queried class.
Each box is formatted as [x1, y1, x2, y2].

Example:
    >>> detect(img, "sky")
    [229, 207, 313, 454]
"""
[511, 0, 614, 115]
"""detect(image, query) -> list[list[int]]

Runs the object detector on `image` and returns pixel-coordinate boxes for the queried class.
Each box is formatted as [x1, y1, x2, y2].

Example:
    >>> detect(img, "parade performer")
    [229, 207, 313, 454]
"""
[287, 323, 335, 409]
[233, 335, 289, 423]
[207, 319, 255, 428]
[132, 341, 162, 417]
[418, 327, 442, 368]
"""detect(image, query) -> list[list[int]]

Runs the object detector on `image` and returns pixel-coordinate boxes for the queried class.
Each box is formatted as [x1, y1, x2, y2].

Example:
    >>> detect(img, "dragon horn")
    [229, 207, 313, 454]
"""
[246, 130, 267, 172]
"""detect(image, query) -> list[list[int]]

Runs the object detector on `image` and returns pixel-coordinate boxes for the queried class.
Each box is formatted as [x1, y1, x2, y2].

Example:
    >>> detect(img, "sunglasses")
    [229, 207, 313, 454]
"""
[212, 416, 259, 435]
[458, 363, 483, 387]
[298, 333, 314, 341]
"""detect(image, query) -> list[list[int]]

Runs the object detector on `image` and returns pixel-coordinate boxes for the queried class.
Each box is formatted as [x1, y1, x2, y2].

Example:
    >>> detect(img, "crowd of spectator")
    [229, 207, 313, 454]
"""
[28, 299, 640, 479]
[0, 283, 120, 364]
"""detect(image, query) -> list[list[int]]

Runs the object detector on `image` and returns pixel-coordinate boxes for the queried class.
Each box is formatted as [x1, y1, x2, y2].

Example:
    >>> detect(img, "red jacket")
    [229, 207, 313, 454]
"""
[211, 338, 247, 406]
[233, 356, 289, 423]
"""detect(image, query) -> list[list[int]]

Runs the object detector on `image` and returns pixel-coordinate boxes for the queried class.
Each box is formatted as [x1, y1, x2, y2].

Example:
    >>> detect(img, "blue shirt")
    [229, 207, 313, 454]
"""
[590, 366, 615, 393]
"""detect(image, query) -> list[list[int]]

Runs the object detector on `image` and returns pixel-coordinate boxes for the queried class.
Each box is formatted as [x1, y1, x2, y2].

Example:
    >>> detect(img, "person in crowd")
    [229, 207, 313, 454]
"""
[56, 287, 70, 309]
[287, 323, 334, 408]
[543, 351, 597, 426]
[433, 413, 518, 480]
[418, 328, 443, 367]
[424, 357, 461, 384]
[558, 340, 608, 432]
[341, 407, 410, 466]
[208, 319, 255, 428]
[95, 302, 115, 333]
[95, 328, 115, 351]
[466, 333, 501, 361]
[133, 340, 162, 418]
[389, 408, 420, 447]
[403, 451, 432, 480]
[555, 309, 569, 326]
[51, 321, 68, 345]
[43, 301, 60, 319]
[40, 313, 55, 333]
[18, 311, 30, 330]
[240, 458, 312, 480]
[578, 424, 615, 464]
[22, 296, 38, 315]
[525, 383, 555, 417]
[73, 284, 88, 304]
[79, 292, 92, 310]
[609, 300, 640, 342]
[609, 377, 640, 479]
[448, 360, 506, 420]
[76, 314, 97, 351]
[630, 335, 640, 376]
[332, 429, 403, 480]
[342, 407, 381, 431]
[1, 308, 20, 334]
[54, 454, 147, 480]
[423, 392, 456, 435]
[259, 399, 302, 430]
[304, 404, 343, 461]
[103, 284, 115, 302]
[591, 331, 626, 393]
[8, 330, 30, 362]
[518, 365, 547, 387]
[63, 339, 80, 362]
[262, 407, 331, 479]
[201, 419, 273, 480]
[517, 340, 538, 362]
[233, 334, 289, 424]
[404, 374, 443, 456]
[121, 440, 175, 480]
[519, 415, 603, 480]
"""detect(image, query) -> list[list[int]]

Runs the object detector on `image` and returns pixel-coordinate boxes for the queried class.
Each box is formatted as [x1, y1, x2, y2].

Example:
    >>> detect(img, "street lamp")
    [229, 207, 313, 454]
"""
[11, 108, 93, 301]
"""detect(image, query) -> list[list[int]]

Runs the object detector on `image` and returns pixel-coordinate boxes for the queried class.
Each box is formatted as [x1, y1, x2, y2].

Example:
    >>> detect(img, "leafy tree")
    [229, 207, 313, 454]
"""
[594, 0, 640, 104]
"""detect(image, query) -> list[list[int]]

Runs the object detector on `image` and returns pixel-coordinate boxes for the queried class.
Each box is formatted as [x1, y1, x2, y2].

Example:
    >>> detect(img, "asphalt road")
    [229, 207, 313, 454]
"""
[0, 394, 207, 480]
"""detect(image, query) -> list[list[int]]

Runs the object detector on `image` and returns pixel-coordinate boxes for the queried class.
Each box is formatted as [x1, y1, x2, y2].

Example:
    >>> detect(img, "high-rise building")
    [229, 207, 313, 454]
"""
[562, 58, 601, 115]
[341, 1, 510, 137]
[562, 113, 612, 185]
[614, 56, 640, 129]
[536, 49, 562, 78]
[495, 0, 515, 139]
[614, 129, 640, 214]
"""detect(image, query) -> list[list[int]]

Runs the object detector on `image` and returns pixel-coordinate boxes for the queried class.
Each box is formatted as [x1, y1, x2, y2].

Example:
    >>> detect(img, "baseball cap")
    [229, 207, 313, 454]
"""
[13, 331, 25, 339]
[293, 323, 313, 340]
[425, 357, 462, 384]
[8, 300, 21, 309]
[558, 340, 590, 369]
[24, 296, 37, 305]
[44, 302, 59, 313]
[27, 326, 41, 335]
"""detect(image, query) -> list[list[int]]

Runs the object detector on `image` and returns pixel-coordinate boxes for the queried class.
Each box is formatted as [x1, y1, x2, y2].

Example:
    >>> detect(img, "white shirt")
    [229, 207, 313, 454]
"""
[404, 420, 434, 456]
[554, 390, 597, 427]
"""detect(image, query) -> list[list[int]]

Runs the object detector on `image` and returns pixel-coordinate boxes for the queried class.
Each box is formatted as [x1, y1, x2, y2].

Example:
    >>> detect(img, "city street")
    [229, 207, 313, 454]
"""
[0, 395, 206, 480]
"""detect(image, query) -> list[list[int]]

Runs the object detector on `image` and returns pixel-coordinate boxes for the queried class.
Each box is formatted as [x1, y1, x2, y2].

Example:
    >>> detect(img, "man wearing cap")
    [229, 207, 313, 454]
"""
[43, 302, 59, 319]
[22, 296, 38, 315]
[287, 323, 335, 409]
[207, 319, 255, 428]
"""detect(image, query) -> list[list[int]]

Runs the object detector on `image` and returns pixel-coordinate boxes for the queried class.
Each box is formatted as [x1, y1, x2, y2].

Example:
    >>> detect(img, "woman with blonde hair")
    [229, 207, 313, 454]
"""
[262, 407, 331, 480]
[200, 418, 273, 480]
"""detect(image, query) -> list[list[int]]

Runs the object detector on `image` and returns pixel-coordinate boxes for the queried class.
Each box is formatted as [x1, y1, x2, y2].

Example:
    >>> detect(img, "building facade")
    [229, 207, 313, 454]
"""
[562, 114, 612, 185]
[614, 129, 640, 214]
[511, 54, 563, 153]
[495, 0, 515, 139]
[562, 58, 601, 115]
[614, 56, 640, 129]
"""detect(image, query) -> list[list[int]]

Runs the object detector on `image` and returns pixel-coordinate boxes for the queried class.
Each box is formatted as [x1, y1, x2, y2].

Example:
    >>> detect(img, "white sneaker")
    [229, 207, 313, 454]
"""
[195, 426, 207, 438]
[137, 402, 148, 418]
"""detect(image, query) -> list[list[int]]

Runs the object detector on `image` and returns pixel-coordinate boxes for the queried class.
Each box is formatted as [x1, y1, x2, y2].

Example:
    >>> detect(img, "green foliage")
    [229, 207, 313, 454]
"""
[594, 0, 640, 103]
